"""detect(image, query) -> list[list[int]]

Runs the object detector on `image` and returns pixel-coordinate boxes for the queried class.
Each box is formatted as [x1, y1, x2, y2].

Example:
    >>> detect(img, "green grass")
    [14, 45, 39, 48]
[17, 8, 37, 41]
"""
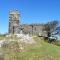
[1, 36, 60, 60]
[0, 35, 5, 40]
[18, 37, 60, 60]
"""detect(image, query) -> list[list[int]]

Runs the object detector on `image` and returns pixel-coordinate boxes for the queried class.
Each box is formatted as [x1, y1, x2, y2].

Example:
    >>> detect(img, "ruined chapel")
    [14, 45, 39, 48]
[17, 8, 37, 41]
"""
[9, 10, 45, 35]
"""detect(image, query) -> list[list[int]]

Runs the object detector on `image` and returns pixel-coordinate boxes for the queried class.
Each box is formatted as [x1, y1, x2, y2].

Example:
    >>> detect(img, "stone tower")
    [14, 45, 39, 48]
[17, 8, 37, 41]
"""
[9, 10, 20, 34]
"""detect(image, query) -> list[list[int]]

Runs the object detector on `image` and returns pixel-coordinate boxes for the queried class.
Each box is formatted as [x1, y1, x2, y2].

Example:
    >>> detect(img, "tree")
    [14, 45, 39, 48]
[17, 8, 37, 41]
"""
[43, 20, 60, 43]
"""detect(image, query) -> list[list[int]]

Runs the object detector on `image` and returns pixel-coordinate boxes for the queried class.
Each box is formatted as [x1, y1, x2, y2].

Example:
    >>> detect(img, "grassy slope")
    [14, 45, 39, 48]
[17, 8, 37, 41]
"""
[1, 36, 60, 60]
[19, 37, 60, 60]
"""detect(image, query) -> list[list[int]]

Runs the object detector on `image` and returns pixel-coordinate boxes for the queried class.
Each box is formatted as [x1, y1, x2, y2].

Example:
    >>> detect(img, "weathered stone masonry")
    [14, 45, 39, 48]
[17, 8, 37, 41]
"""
[8, 10, 46, 36]
[9, 10, 20, 34]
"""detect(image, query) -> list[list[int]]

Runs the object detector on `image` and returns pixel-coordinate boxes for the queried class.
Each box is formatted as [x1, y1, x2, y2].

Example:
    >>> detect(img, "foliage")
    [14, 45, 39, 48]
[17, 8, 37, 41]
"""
[43, 20, 60, 43]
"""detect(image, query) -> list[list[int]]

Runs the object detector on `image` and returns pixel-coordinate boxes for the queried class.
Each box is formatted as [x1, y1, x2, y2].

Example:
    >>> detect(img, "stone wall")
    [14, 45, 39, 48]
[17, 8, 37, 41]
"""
[22, 24, 44, 35]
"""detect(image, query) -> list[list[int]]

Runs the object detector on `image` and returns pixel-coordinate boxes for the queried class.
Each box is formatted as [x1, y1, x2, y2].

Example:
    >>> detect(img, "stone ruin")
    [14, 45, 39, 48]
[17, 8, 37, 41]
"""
[9, 10, 21, 34]
[8, 10, 45, 35]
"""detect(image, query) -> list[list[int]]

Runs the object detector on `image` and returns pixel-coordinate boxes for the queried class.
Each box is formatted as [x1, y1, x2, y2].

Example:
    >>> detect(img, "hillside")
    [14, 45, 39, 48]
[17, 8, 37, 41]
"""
[0, 35, 60, 60]
[18, 37, 60, 60]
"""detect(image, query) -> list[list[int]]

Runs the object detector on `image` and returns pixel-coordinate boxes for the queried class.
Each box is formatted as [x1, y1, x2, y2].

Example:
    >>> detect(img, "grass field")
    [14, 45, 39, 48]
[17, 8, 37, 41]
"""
[18, 37, 60, 60]
[0, 36, 60, 60]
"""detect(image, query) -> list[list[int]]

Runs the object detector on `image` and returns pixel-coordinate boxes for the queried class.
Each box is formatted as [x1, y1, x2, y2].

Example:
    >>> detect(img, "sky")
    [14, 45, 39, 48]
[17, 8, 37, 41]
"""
[0, 0, 60, 33]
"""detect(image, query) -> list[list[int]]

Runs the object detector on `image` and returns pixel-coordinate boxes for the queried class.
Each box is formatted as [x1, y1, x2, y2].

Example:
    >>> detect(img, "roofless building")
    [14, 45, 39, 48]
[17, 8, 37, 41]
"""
[8, 10, 45, 36]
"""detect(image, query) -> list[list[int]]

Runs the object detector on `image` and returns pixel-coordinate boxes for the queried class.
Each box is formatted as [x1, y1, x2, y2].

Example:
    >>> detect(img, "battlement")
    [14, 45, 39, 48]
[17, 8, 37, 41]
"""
[9, 10, 20, 15]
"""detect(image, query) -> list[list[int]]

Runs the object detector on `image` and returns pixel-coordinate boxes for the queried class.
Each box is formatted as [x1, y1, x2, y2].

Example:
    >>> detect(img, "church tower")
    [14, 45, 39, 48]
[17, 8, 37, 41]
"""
[9, 10, 20, 34]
